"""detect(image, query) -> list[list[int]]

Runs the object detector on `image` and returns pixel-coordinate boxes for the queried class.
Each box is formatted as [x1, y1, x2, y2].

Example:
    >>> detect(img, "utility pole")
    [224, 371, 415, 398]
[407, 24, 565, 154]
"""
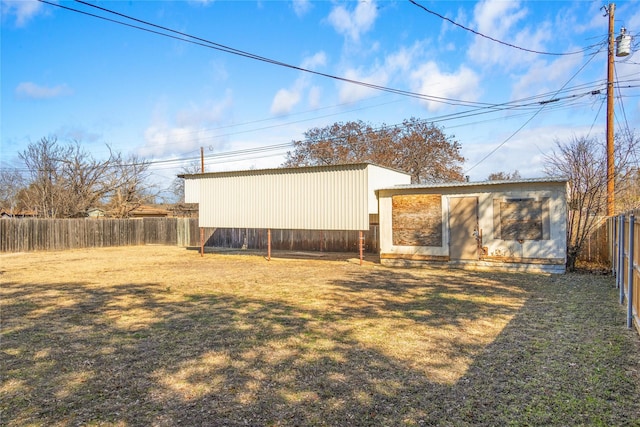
[606, 3, 615, 216]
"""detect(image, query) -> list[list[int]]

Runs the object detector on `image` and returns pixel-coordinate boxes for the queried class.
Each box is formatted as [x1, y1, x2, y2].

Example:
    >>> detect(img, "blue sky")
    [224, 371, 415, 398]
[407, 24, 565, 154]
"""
[2, 0, 639, 194]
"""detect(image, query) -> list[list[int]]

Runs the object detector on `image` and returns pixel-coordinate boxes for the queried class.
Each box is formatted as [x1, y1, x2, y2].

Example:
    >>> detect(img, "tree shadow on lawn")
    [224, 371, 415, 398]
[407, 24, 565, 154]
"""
[2, 271, 639, 426]
[328, 268, 530, 328]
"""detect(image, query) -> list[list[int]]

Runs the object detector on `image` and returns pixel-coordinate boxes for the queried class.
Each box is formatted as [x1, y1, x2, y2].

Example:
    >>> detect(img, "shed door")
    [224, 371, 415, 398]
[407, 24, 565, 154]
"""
[449, 197, 478, 260]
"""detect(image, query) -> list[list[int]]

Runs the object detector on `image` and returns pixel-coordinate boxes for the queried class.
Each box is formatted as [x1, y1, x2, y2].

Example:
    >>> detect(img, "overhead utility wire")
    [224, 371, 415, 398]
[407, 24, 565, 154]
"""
[408, 0, 599, 56]
[146, 80, 612, 152]
[136, 81, 613, 156]
[2, 77, 630, 174]
[40, 0, 613, 148]
[614, 67, 633, 139]
[585, 96, 606, 141]
[464, 44, 604, 174]
[146, 91, 602, 171]
[153, 89, 605, 167]
[0, 85, 613, 174]
[0, 87, 609, 174]
[37, 0, 500, 109]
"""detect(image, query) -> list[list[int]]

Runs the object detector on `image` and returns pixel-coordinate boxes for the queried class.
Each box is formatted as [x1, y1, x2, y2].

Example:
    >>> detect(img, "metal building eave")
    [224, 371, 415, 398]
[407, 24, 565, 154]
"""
[178, 162, 408, 180]
[375, 177, 568, 193]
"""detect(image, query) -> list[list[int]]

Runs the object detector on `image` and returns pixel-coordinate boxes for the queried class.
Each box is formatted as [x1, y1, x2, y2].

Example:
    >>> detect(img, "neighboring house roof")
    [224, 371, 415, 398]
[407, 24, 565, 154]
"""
[87, 208, 106, 217]
[0, 209, 37, 218]
[129, 205, 170, 217]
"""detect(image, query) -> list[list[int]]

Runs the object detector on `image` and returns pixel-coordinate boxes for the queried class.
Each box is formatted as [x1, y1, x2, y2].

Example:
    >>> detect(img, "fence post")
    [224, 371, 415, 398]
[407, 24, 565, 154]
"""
[627, 214, 635, 329]
[611, 216, 616, 275]
[618, 214, 625, 301]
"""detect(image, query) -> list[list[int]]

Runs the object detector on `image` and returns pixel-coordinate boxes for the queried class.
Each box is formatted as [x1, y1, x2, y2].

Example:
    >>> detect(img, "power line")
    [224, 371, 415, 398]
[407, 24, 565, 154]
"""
[134, 82, 614, 156]
[16, 0, 629, 177]
[585, 96, 606, 140]
[408, 0, 600, 56]
[35, 0, 618, 159]
[1, 84, 622, 175]
[464, 44, 604, 174]
[35, 0, 496, 110]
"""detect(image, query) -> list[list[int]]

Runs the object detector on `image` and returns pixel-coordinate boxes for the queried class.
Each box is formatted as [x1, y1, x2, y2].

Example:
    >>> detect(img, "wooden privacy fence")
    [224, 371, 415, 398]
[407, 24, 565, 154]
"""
[579, 218, 610, 265]
[0, 218, 379, 254]
[609, 210, 640, 335]
[0, 218, 186, 252]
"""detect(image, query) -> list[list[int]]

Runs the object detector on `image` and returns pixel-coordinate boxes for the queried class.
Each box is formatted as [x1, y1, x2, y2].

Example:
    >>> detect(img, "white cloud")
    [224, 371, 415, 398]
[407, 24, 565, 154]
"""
[292, 0, 311, 18]
[467, 0, 552, 69]
[301, 51, 327, 69]
[327, 1, 377, 42]
[1, 0, 44, 27]
[462, 124, 598, 180]
[270, 52, 326, 115]
[175, 96, 233, 128]
[338, 66, 389, 104]
[307, 86, 321, 109]
[15, 82, 72, 99]
[55, 125, 101, 144]
[336, 43, 426, 104]
[474, 0, 526, 35]
[409, 62, 481, 112]
[511, 54, 582, 100]
[140, 93, 233, 158]
[270, 88, 302, 116]
[187, 0, 214, 6]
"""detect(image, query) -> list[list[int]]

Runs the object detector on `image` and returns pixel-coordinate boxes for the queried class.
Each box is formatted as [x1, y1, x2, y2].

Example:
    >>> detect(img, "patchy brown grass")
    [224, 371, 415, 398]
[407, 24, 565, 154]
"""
[1, 246, 639, 426]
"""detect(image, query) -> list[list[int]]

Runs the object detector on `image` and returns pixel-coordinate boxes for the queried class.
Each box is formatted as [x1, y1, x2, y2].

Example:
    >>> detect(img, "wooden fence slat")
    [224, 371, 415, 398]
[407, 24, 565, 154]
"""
[610, 210, 640, 336]
[0, 218, 378, 253]
[1, 217, 381, 254]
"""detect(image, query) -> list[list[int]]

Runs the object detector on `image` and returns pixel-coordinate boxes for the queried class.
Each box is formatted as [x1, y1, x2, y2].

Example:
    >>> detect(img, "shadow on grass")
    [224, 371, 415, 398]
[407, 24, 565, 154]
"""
[2, 270, 639, 426]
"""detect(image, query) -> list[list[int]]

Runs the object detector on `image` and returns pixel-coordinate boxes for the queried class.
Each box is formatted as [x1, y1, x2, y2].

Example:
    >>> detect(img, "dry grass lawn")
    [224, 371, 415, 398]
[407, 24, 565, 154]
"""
[1, 246, 640, 426]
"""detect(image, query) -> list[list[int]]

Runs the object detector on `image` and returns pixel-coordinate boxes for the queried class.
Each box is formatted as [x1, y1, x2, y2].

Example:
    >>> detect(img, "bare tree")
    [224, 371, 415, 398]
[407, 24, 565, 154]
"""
[104, 154, 154, 218]
[487, 170, 521, 181]
[56, 142, 116, 217]
[616, 166, 640, 212]
[613, 130, 640, 212]
[544, 133, 638, 271]
[18, 137, 70, 218]
[283, 118, 464, 183]
[0, 168, 25, 213]
[17, 137, 155, 218]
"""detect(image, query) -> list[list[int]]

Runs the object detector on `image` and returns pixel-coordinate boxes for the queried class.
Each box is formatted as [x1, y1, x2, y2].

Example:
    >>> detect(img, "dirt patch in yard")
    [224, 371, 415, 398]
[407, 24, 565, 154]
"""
[2, 246, 639, 426]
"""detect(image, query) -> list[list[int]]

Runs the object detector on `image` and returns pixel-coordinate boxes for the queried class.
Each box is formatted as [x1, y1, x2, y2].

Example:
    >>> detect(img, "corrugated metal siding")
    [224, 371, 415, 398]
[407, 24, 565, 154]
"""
[367, 165, 412, 213]
[198, 166, 370, 230]
[184, 178, 200, 203]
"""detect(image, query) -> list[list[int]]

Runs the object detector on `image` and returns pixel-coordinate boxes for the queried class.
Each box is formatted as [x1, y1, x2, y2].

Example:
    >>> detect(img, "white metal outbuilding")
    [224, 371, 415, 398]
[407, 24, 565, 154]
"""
[376, 177, 568, 273]
[182, 163, 411, 231]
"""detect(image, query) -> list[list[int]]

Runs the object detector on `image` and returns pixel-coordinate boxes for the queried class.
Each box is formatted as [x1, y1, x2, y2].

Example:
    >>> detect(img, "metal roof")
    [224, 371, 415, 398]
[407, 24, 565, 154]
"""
[179, 162, 408, 179]
[375, 177, 568, 192]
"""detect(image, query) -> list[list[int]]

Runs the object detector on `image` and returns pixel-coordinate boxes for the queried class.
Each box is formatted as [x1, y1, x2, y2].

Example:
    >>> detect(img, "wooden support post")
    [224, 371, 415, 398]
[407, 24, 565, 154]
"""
[619, 215, 625, 302]
[359, 230, 364, 266]
[200, 146, 205, 257]
[267, 228, 271, 261]
[200, 227, 204, 257]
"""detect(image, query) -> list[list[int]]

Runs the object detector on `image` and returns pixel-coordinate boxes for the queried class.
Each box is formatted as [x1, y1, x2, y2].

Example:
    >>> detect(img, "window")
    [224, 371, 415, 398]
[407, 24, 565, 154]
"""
[493, 198, 550, 241]
[392, 194, 442, 246]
